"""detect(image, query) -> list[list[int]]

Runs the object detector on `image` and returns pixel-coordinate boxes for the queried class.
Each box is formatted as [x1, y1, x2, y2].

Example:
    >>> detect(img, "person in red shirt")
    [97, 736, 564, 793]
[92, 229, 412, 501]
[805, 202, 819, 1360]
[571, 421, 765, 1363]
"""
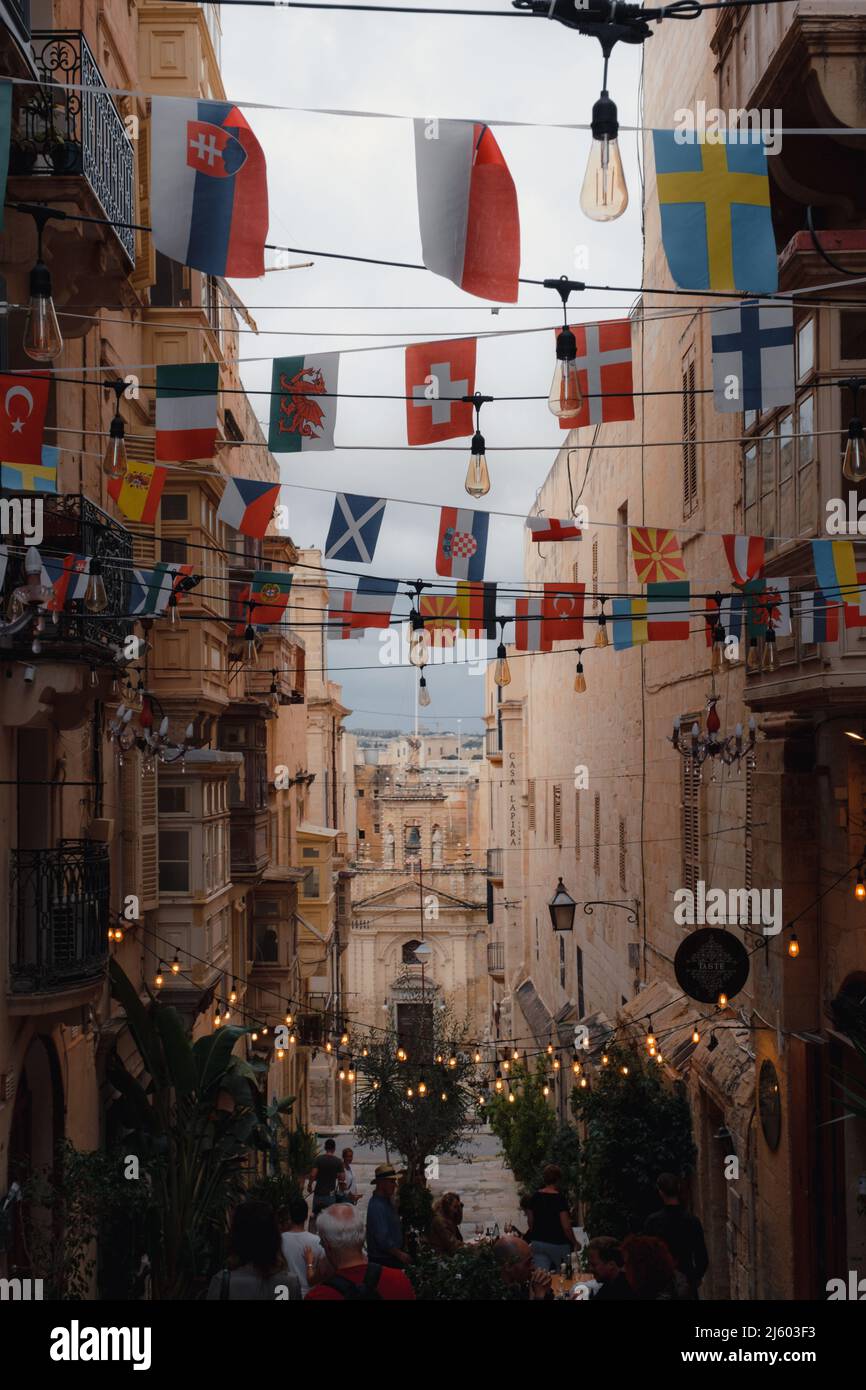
[305, 1203, 416, 1301]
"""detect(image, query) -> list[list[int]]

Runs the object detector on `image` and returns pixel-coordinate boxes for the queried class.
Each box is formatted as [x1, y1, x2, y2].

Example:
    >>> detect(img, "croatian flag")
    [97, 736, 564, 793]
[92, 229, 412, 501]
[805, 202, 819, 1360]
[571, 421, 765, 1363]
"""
[435, 507, 489, 581]
[151, 98, 268, 278]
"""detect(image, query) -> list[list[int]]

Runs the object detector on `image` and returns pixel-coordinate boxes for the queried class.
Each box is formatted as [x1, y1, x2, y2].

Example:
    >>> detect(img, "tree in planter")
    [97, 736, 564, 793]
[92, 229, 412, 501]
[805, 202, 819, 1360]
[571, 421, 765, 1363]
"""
[572, 1044, 696, 1238]
[408, 1240, 517, 1301]
[485, 1062, 558, 1191]
[107, 959, 289, 1299]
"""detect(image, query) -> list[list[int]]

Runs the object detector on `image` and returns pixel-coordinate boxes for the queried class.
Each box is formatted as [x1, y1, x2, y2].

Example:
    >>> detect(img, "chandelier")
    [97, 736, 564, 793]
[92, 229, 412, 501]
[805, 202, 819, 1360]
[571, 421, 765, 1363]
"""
[670, 695, 756, 770]
[108, 690, 195, 771]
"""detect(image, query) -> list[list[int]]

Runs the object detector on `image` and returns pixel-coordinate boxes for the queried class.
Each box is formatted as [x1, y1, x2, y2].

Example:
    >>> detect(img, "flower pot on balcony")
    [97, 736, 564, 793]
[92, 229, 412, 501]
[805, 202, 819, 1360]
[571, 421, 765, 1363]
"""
[49, 139, 82, 175]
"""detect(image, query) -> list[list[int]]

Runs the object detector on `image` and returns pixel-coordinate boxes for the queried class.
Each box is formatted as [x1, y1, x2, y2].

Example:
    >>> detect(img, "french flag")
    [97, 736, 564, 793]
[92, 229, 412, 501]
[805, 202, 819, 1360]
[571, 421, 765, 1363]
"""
[151, 99, 268, 278]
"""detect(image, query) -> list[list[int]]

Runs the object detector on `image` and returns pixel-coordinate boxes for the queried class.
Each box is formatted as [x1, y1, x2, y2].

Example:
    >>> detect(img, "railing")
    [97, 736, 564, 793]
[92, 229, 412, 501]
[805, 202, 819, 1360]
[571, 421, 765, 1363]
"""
[486, 848, 504, 879]
[15, 32, 135, 263]
[9, 839, 109, 993]
[485, 724, 503, 758]
[487, 941, 505, 976]
[0, 492, 132, 655]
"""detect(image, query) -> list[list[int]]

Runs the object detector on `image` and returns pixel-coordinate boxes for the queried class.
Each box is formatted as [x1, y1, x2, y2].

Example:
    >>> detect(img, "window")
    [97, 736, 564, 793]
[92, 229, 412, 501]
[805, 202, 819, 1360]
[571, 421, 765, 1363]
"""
[593, 794, 601, 877]
[559, 934, 566, 989]
[301, 867, 321, 899]
[384, 826, 395, 866]
[159, 830, 189, 892]
[574, 789, 581, 861]
[158, 786, 187, 814]
[680, 719, 702, 892]
[402, 939, 423, 964]
[618, 817, 627, 891]
[357, 789, 365, 798]
[161, 494, 188, 522]
[743, 398, 816, 548]
[552, 784, 562, 845]
[161, 537, 188, 565]
[223, 408, 244, 442]
[404, 825, 421, 863]
[616, 502, 629, 590]
[840, 310, 866, 362]
[527, 779, 536, 832]
[797, 317, 814, 379]
[591, 534, 599, 596]
[575, 945, 585, 1017]
[682, 354, 698, 516]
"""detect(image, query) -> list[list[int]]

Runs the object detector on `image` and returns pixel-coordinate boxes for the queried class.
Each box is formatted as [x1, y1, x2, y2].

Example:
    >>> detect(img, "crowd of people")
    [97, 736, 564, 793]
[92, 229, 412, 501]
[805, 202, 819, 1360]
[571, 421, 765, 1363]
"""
[207, 1140, 708, 1302]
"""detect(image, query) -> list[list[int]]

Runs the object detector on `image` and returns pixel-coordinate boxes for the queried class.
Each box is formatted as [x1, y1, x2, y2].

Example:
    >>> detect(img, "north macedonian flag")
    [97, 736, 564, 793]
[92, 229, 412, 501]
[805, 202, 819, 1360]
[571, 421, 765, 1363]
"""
[630, 526, 687, 585]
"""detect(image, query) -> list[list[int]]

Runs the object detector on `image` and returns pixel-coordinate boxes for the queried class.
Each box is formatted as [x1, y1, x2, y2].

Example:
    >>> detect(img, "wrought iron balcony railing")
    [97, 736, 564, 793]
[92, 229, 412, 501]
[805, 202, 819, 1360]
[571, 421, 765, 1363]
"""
[0, 492, 132, 657]
[13, 31, 135, 263]
[9, 838, 109, 993]
[487, 940, 505, 976]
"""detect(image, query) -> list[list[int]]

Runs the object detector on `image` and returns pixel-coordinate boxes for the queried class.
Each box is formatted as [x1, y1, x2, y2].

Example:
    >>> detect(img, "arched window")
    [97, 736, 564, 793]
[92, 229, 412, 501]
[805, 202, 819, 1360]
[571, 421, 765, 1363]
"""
[431, 824, 443, 866]
[384, 825, 395, 866]
[402, 939, 423, 964]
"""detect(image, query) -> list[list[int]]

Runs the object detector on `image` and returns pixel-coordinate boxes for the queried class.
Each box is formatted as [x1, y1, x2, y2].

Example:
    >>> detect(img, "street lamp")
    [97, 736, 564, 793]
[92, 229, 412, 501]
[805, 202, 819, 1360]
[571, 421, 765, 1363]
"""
[548, 878, 577, 933]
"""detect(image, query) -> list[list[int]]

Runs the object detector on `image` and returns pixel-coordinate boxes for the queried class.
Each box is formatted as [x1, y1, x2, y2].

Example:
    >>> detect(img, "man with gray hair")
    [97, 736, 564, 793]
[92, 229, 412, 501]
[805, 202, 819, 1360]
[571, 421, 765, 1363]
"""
[305, 1202, 416, 1301]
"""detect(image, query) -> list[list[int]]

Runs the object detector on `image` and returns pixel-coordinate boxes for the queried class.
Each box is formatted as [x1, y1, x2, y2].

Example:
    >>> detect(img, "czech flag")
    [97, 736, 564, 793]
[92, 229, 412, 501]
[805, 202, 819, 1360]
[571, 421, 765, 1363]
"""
[217, 476, 280, 539]
[151, 98, 268, 278]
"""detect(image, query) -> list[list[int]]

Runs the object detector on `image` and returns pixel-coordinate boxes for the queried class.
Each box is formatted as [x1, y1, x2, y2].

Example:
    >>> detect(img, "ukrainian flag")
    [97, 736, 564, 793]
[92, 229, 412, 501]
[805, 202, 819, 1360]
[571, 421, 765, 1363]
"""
[611, 596, 648, 651]
[652, 130, 777, 293]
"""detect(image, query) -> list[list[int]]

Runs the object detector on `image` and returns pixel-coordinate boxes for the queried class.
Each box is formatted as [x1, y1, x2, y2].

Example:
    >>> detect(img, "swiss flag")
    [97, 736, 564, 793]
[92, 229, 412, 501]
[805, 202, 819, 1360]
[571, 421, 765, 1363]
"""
[0, 373, 50, 467]
[556, 319, 633, 430]
[405, 339, 476, 445]
[542, 582, 585, 644]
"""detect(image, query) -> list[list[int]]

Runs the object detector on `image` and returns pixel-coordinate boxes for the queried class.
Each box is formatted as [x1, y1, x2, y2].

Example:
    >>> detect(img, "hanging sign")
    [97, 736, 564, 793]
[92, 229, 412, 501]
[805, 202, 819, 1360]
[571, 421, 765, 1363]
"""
[673, 927, 750, 1004]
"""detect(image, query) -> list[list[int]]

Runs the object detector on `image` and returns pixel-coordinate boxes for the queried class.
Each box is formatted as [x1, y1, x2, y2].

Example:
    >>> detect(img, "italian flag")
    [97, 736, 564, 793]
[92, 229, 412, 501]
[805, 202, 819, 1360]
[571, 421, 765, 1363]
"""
[155, 363, 219, 461]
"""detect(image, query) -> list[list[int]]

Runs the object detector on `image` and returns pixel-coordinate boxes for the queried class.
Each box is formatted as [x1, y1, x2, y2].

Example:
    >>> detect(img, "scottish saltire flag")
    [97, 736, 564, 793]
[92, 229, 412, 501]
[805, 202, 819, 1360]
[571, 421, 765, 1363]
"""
[457, 581, 497, 639]
[41, 554, 89, 611]
[268, 353, 339, 453]
[128, 563, 195, 617]
[555, 320, 633, 430]
[151, 98, 268, 277]
[414, 120, 520, 303]
[525, 515, 582, 543]
[646, 582, 691, 640]
[419, 591, 461, 629]
[711, 302, 794, 414]
[800, 590, 839, 645]
[107, 459, 167, 524]
[217, 476, 280, 538]
[0, 445, 59, 493]
[435, 506, 489, 581]
[514, 596, 550, 651]
[0, 81, 11, 232]
[542, 583, 585, 644]
[704, 592, 743, 647]
[156, 364, 219, 461]
[249, 570, 292, 626]
[723, 533, 765, 586]
[324, 493, 386, 564]
[611, 596, 648, 651]
[652, 131, 777, 293]
[328, 577, 399, 639]
[406, 339, 476, 445]
[630, 527, 687, 584]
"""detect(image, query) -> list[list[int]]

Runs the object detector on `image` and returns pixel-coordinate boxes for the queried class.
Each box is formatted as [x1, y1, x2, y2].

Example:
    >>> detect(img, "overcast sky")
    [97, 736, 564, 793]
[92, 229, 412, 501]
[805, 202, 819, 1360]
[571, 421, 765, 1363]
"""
[222, 1, 643, 730]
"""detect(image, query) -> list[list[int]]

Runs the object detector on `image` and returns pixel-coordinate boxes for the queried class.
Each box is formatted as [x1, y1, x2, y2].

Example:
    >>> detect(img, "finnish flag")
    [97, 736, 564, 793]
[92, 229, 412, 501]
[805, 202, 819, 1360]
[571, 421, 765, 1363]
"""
[711, 300, 794, 414]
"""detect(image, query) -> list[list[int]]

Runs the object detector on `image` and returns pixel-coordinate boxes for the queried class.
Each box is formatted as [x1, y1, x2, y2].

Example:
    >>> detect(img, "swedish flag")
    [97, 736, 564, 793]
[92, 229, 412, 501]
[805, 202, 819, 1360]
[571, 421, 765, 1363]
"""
[653, 130, 777, 293]
[0, 446, 58, 493]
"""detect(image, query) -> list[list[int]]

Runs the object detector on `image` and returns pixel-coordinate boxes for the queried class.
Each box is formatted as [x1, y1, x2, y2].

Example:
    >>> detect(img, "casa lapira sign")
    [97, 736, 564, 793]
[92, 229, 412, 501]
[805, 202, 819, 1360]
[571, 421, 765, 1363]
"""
[674, 927, 750, 1004]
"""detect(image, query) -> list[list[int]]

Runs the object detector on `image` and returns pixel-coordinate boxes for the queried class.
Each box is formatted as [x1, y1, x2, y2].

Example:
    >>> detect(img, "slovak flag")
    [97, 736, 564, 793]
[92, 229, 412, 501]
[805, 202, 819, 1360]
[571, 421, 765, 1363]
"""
[435, 507, 489, 581]
[151, 98, 268, 278]
[525, 515, 583, 543]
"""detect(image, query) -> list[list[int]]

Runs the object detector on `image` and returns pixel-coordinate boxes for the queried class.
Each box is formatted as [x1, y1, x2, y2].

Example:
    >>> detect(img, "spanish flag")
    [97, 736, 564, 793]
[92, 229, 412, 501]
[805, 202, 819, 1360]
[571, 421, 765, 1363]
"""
[108, 459, 167, 524]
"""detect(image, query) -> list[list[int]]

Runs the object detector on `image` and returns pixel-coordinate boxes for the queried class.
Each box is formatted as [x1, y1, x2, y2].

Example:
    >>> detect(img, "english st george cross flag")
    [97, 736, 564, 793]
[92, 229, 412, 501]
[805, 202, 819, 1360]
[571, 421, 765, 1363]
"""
[555, 320, 633, 430]
[525, 515, 582, 543]
[328, 577, 399, 639]
[514, 596, 551, 652]
[413, 120, 520, 303]
[405, 339, 476, 445]
[723, 534, 765, 586]
[324, 493, 387, 565]
[541, 583, 585, 645]
[435, 507, 489, 581]
[155, 363, 219, 461]
[151, 99, 268, 278]
[217, 477, 280, 539]
[652, 130, 777, 293]
[0, 373, 50, 467]
[268, 353, 339, 453]
[711, 301, 794, 414]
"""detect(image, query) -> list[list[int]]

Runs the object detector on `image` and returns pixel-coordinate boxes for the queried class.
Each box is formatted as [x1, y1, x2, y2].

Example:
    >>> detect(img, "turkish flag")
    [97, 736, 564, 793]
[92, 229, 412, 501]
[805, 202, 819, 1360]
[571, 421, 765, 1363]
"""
[0, 373, 50, 467]
[405, 338, 476, 445]
[542, 582, 585, 644]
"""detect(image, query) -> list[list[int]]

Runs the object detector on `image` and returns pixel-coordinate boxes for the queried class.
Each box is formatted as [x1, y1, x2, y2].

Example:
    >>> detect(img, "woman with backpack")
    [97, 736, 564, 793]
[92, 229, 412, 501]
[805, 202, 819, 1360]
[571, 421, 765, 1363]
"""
[207, 1200, 301, 1301]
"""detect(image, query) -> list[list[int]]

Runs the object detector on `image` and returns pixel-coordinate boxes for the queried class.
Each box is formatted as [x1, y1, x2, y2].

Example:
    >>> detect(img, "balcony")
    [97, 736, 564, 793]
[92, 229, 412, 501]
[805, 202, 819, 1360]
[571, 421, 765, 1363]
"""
[485, 724, 503, 760]
[7, 30, 135, 303]
[0, 492, 132, 659]
[9, 839, 109, 999]
[487, 941, 505, 979]
[247, 630, 305, 705]
[486, 848, 504, 880]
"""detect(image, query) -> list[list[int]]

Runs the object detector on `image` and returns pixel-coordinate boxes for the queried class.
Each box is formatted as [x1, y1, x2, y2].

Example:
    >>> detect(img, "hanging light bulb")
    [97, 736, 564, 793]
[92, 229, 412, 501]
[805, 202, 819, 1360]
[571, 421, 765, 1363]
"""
[229, 981, 238, 1005]
[262, 1024, 269, 1037]
[580, 89, 628, 223]
[494, 1073, 504, 1093]
[84, 557, 109, 614]
[620, 1064, 629, 1076]
[762, 625, 777, 672]
[718, 992, 729, 1009]
[418, 1080, 427, 1096]
[474, 1049, 482, 1064]
[347, 1066, 356, 1082]
[542, 1083, 550, 1097]
[493, 640, 511, 689]
[854, 874, 866, 902]
[396, 1045, 407, 1062]
[601, 1052, 609, 1066]
[214, 1006, 223, 1029]
[548, 322, 583, 421]
[251, 1029, 259, 1042]
[787, 932, 800, 958]
[574, 650, 586, 694]
[546, 1042, 554, 1056]
[154, 963, 165, 989]
[691, 1028, 701, 1045]
[595, 599, 609, 648]
[277, 1046, 286, 1060]
[552, 1057, 561, 1072]
[448, 1054, 458, 1069]
[409, 614, 430, 669]
[746, 637, 760, 671]
[440, 1091, 448, 1102]
[102, 381, 128, 480]
[645, 1026, 656, 1050]
[464, 428, 490, 499]
[170, 954, 181, 975]
[418, 669, 432, 708]
[23, 210, 63, 361]
[502, 1059, 510, 1074]
[842, 379, 866, 483]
